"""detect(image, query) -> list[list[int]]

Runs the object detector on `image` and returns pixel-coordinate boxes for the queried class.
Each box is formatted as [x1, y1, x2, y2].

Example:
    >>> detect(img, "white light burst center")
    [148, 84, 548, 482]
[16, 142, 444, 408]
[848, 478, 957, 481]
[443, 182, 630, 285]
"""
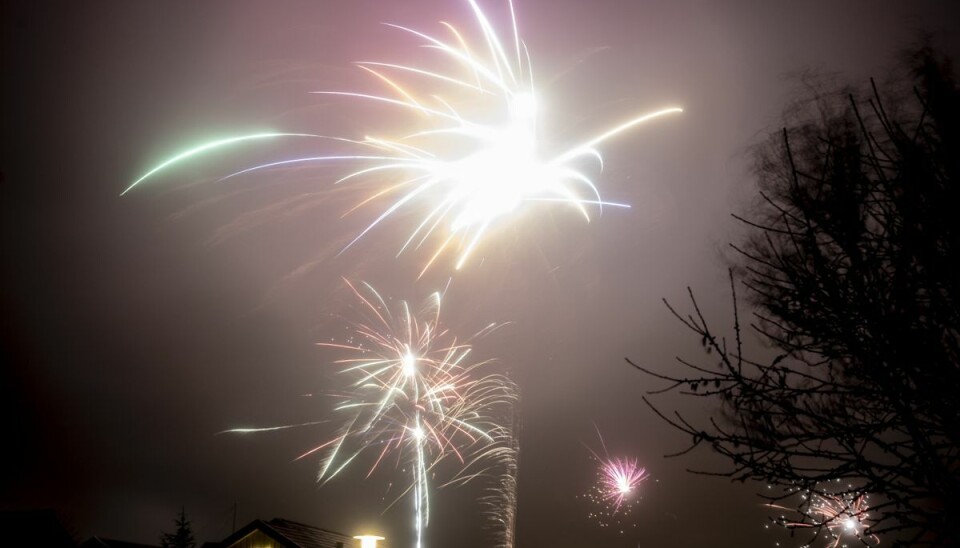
[402, 350, 417, 377]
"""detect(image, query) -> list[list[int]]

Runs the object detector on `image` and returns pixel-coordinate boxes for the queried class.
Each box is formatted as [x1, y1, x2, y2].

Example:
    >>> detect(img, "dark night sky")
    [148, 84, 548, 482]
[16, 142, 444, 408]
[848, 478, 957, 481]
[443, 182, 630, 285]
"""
[3, 1, 958, 547]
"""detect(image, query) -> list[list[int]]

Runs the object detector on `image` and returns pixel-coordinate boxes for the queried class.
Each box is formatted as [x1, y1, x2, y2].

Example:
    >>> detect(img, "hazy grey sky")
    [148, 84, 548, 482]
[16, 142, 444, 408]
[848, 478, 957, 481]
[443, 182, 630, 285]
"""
[3, 1, 958, 546]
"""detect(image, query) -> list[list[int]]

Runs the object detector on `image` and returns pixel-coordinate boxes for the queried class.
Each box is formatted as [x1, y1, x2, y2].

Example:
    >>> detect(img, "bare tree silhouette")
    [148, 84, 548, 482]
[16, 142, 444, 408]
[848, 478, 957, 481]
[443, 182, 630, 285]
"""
[631, 47, 960, 546]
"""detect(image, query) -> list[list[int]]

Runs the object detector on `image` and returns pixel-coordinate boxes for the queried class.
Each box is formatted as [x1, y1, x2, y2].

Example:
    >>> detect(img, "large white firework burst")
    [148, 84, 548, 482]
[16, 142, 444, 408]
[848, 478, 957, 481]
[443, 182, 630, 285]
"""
[124, 0, 682, 277]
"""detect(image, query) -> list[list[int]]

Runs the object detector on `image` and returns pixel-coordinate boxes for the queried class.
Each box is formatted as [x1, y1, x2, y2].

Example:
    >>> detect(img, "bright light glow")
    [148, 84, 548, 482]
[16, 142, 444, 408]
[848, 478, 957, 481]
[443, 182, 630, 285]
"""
[354, 535, 385, 548]
[509, 91, 537, 123]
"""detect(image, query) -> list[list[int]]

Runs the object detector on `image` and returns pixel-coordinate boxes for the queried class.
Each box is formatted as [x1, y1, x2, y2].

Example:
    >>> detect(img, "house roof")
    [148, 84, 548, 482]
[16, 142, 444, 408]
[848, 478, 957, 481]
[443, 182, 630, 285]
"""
[267, 518, 358, 548]
[215, 517, 362, 548]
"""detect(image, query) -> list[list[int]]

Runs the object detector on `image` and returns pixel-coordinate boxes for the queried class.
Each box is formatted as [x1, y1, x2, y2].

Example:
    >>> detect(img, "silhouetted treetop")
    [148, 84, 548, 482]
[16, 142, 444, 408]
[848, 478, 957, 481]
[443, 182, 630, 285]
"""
[632, 46, 959, 547]
[160, 507, 195, 548]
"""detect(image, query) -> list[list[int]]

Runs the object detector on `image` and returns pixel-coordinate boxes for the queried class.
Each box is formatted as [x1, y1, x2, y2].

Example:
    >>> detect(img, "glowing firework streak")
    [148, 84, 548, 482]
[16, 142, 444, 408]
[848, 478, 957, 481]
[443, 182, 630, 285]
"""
[124, 0, 682, 276]
[120, 133, 317, 196]
[445, 378, 521, 548]
[768, 486, 880, 548]
[583, 427, 649, 532]
[225, 280, 513, 547]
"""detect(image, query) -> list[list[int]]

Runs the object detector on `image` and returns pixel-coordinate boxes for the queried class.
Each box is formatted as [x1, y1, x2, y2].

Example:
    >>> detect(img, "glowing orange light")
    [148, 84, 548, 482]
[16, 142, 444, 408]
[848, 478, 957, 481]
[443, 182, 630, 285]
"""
[354, 534, 385, 548]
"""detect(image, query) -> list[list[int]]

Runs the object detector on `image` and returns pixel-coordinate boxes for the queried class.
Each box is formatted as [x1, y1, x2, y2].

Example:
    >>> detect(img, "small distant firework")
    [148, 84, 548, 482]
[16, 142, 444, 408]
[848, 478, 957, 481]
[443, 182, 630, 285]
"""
[599, 457, 648, 512]
[582, 427, 649, 532]
[124, 0, 682, 277]
[767, 483, 880, 548]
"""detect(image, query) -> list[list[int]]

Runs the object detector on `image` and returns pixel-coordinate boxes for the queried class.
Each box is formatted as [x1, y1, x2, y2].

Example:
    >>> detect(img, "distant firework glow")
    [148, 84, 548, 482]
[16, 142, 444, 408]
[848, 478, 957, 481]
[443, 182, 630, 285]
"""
[767, 484, 880, 548]
[123, 0, 682, 277]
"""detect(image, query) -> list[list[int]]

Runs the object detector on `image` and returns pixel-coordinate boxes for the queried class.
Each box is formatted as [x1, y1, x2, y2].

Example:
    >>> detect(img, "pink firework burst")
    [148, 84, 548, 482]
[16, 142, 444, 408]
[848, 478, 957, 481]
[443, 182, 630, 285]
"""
[582, 426, 650, 532]
[599, 457, 649, 512]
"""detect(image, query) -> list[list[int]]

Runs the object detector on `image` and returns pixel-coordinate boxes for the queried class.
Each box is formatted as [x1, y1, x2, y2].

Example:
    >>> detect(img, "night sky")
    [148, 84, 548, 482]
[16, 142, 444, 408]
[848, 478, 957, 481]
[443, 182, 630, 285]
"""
[3, 1, 959, 547]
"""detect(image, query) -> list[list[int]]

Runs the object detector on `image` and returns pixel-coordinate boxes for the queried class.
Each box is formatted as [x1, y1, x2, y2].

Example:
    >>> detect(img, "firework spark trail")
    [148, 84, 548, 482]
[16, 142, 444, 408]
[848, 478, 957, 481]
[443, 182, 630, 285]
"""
[767, 484, 880, 548]
[582, 426, 649, 532]
[232, 279, 512, 548]
[124, 0, 682, 277]
[483, 396, 521, 548]
[443, 377, 521, 548]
